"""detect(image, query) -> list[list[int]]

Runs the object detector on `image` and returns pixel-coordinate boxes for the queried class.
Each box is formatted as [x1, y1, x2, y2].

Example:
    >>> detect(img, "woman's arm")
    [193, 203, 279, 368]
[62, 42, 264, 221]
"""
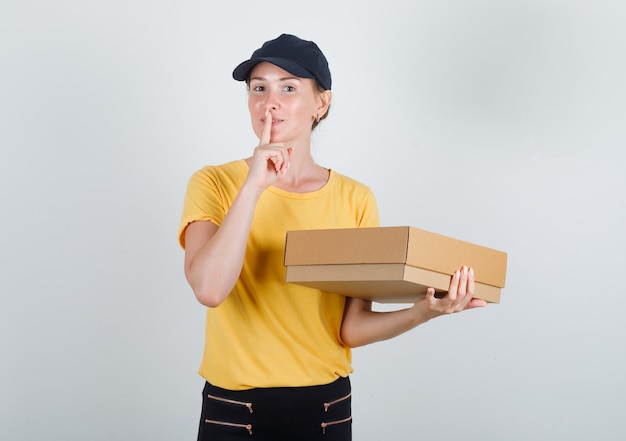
[340, 266, 487, 347]
[183, 183, 263, 307]
[184, 111, 291, 307]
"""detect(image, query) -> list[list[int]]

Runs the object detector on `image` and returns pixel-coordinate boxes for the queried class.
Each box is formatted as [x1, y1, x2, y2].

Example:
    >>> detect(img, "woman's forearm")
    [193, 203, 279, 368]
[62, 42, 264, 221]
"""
[340, 298, 434, 348]
[184, 183, 263, 307]
[341, 268, 485, 347]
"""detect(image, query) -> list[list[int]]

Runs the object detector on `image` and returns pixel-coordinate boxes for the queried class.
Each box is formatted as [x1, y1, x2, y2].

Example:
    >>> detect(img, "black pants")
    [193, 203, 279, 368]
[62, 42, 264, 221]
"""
[197, 377, 352, 441]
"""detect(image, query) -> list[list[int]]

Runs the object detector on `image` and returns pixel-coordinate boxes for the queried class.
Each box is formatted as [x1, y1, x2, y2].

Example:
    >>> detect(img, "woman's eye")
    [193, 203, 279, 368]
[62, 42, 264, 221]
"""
[252, 85, 264, 92]
[283, 85, 296, 92]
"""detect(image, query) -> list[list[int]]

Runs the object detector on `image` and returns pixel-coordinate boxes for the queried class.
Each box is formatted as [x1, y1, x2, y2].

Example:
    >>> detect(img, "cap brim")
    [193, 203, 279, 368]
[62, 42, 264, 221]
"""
[232, 57, 315, 82]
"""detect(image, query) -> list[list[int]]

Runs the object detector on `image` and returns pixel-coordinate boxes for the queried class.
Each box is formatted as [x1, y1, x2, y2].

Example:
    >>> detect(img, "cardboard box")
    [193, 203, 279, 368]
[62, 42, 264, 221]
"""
[284, 226, 507, 303]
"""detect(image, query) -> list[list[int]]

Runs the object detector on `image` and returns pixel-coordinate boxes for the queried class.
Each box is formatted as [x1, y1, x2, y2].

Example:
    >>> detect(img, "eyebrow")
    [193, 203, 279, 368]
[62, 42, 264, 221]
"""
[249, 76, 302, 82]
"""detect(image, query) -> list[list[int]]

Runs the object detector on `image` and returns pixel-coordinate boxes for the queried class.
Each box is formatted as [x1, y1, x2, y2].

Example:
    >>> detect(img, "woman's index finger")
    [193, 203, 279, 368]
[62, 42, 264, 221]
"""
[260, 109, 272, 145]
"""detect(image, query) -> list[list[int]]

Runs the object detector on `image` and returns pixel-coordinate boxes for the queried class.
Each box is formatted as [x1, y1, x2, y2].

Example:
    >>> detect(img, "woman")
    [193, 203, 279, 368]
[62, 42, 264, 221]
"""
[179, 33, 486, 441]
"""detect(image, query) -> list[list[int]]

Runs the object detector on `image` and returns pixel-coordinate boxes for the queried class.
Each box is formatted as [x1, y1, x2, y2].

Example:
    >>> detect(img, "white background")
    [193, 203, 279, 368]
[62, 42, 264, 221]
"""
[1, 1, 625, 440]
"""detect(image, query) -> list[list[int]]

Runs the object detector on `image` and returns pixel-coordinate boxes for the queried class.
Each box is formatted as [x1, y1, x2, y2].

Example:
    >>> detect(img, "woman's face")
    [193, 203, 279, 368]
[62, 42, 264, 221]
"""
[248, 62, 328, 144]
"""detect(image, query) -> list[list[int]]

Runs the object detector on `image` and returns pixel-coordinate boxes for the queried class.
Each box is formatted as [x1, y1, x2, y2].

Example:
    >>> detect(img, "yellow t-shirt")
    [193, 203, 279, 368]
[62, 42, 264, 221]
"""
[179, 160, 380, 390]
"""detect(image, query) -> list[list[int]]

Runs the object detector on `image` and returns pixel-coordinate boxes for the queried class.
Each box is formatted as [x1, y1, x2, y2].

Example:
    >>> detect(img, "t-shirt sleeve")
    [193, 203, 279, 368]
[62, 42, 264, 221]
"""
[178, 167, 226, 249]
[358, 187, 381, 228]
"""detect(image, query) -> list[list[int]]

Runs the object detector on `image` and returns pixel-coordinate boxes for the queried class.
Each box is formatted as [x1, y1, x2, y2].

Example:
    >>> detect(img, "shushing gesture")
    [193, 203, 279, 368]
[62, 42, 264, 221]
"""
[246, 109, 292, 190]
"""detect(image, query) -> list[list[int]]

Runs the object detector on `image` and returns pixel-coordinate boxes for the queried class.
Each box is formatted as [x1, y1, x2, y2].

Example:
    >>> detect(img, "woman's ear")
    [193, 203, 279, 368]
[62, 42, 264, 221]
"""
[317, 90, 332, 117]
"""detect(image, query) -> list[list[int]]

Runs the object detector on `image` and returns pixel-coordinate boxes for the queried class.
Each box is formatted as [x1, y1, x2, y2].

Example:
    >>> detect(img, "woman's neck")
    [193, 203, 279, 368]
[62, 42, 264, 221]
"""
[273, 155, 330, 193]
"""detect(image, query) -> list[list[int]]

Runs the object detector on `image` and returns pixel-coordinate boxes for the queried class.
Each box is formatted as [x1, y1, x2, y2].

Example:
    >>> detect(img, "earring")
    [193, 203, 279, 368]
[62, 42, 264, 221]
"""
[316, 114, 321, 123]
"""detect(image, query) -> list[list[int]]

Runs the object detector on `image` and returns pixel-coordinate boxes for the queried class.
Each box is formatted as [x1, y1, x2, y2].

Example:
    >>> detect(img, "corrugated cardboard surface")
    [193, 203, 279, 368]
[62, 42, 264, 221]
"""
[284, 226, 507, 303]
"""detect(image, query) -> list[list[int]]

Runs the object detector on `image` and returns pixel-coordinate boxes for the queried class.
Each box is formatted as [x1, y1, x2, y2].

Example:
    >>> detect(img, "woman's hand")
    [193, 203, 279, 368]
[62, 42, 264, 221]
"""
[340, 266, 487, 347]
[246, 109, 292, 190]
[413, 266, 487, 320]
[185, 110, 292, 308]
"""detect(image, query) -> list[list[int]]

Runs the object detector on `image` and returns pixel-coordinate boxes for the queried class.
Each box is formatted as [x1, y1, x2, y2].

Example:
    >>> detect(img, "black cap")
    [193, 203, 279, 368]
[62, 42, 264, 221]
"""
[232, 34, 332, 90]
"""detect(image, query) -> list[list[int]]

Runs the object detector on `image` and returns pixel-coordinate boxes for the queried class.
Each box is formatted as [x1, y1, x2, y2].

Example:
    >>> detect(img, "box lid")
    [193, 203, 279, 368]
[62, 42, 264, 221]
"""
[284, 226, 507, 288]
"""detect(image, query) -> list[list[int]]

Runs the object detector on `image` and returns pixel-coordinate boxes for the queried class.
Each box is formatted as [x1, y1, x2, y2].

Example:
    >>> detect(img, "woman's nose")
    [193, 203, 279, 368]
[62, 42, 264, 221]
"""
[264, 91, 279, 110]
